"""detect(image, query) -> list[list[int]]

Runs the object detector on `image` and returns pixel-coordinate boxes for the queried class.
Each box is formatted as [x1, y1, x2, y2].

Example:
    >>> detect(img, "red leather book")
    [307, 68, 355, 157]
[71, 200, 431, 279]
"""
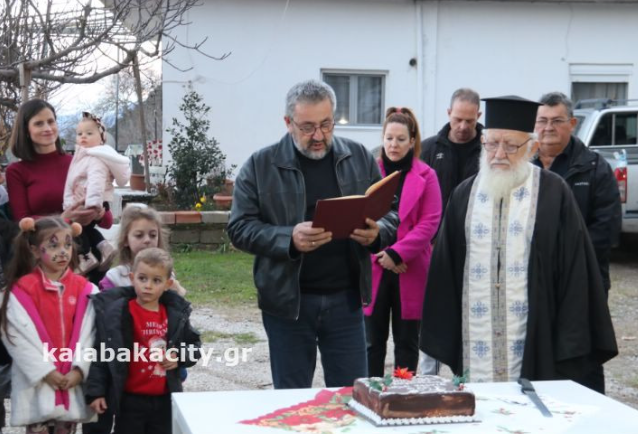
[312, 170, 400, 239]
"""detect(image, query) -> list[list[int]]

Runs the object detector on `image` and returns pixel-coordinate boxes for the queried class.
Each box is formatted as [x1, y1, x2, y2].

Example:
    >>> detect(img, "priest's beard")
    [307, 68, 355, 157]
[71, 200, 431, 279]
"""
[478, 149, 532, 200]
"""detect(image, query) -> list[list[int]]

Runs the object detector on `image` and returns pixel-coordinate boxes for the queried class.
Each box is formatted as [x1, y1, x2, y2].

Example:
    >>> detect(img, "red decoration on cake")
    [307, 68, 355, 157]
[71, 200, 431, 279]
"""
[393, 367, 414, 380]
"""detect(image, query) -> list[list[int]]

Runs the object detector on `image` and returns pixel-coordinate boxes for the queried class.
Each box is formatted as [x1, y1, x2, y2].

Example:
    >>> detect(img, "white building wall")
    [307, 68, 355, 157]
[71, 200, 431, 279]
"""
[420, 1, 638, 136]
[163, 0, 419, 169]
[163, 0, 638, 170]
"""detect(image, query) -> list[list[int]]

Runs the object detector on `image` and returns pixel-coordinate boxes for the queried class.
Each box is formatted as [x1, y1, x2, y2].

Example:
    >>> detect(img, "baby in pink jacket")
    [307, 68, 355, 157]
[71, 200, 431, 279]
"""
[63, 112, 130, 274]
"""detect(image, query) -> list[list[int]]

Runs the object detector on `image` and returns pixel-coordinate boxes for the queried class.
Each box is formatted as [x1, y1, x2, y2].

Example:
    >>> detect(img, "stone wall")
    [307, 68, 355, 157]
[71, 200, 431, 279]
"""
[159, 210, 231, 250]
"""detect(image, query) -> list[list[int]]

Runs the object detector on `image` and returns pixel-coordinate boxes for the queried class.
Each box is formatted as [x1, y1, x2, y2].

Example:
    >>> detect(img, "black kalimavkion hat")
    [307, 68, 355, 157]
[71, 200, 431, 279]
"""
[481, 95, 541, 133]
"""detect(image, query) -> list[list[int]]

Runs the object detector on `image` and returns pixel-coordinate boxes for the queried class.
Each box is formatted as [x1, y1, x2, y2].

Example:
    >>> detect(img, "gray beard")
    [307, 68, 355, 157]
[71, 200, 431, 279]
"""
[292, 138, 332, 160]
[478, 150, 532, 200]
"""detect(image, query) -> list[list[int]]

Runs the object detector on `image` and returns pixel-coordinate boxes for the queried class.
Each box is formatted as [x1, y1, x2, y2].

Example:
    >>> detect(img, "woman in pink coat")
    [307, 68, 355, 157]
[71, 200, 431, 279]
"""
[364, 107, 442, 376]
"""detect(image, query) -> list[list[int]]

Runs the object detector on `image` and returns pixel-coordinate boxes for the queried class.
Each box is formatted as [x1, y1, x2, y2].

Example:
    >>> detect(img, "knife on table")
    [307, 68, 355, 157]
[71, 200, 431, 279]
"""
[518, 378, 553, 417]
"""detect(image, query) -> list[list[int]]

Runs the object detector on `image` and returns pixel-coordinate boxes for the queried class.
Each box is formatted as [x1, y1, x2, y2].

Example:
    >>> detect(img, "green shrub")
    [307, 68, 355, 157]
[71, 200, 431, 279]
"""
[166, 87, 235, 209]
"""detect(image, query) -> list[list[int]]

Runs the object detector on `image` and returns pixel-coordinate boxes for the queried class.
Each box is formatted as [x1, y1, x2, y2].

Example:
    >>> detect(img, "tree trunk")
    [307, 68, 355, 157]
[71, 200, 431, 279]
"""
[132, 55, 151, 192]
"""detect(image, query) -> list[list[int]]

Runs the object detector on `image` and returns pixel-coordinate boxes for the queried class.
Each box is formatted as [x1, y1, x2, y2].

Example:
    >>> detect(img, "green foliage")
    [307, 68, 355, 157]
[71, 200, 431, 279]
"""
[166, 86, 235, 209]
[369, 374, 393, 392]
[216, 229, 233, 254]
[453, 369, 469, 388]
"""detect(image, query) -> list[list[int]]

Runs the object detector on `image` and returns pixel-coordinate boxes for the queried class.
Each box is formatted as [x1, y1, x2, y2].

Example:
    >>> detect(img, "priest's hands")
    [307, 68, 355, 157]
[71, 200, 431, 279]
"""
[292, 222, 332, 252]
[351, 218, 379, 247]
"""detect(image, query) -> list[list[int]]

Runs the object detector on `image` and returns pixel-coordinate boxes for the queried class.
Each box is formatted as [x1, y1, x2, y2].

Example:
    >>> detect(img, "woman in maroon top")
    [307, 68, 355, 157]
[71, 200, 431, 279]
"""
[6, 99, 113, 283]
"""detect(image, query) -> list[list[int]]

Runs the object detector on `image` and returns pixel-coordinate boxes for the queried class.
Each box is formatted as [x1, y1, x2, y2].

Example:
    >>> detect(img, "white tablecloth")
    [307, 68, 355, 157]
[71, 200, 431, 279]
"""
[172, 380, 638, 434]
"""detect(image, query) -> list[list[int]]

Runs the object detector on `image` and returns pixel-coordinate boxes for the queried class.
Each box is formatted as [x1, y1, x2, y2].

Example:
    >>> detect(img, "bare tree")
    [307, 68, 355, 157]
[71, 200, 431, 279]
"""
[0, 0, 228, 106]
[90, 67, 160, 116]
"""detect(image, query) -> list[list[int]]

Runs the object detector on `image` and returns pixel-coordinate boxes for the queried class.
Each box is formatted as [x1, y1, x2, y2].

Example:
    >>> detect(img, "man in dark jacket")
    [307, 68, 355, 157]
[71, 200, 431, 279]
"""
[227, 79, 398, 389]
[535, 92, 621, 293]
[420, 88, 484, 214]
[534, 91, 622, 393]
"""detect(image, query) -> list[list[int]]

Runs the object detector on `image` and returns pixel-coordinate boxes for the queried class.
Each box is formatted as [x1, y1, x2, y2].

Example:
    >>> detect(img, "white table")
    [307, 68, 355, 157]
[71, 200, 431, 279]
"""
[172, 380, 638, 434]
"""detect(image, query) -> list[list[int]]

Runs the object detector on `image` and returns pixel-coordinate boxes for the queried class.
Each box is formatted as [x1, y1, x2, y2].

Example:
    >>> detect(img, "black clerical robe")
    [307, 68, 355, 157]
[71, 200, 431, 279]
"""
[420, 169, 618, 385]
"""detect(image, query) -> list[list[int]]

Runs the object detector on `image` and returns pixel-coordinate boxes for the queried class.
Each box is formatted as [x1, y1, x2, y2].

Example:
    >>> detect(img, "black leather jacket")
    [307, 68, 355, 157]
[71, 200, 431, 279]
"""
[227, 134, 399, 320]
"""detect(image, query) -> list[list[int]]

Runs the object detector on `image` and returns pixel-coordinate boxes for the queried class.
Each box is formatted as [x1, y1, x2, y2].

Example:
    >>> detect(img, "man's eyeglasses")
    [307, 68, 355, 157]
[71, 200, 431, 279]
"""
[291, 119, 335, 136]
[535, 118, 569, 128]
[483, 138, 531, 154]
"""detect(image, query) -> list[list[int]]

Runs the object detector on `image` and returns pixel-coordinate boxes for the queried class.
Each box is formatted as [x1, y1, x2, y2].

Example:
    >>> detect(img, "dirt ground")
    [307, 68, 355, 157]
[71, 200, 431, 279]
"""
[604, 238, 638, 410]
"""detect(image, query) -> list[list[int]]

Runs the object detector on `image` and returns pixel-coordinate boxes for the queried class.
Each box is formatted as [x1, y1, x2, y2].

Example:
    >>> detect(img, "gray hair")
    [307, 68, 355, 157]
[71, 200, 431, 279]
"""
[539, 91, 573, 117]
[285, 80, 337, 118]
[450, 88, 480, 109]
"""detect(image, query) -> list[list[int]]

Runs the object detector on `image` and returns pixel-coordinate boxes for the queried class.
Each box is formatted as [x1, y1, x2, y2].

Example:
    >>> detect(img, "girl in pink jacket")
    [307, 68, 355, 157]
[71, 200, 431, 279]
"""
[0, 216, 98, 433]
[63, 112, 130, 274]
[364, 107, 442, 377]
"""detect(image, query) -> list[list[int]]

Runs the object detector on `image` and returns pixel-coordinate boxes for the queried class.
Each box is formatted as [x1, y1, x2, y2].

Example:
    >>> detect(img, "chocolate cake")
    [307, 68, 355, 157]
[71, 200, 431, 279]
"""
[352, 375, 475, 419]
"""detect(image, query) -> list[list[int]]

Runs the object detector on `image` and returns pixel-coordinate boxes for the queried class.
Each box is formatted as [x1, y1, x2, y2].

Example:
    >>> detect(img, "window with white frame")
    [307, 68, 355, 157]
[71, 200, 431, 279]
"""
[569, 63, 631, 104]
[572, 82, 628, 104]
[322, 71, 385, 126]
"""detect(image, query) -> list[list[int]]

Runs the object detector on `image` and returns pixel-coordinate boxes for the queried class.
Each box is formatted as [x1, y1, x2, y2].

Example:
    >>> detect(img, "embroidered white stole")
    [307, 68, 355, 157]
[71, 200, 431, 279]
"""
[462, 164, 540, 382]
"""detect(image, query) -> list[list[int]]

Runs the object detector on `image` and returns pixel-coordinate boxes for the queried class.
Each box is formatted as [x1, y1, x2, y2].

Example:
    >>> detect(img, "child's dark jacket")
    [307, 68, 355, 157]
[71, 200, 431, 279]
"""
[85, 286, 201, 414]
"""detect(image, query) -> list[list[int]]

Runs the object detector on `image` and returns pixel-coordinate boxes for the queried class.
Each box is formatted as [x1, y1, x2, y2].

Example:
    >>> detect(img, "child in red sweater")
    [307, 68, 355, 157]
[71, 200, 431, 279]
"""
[86, 248, 200, 434]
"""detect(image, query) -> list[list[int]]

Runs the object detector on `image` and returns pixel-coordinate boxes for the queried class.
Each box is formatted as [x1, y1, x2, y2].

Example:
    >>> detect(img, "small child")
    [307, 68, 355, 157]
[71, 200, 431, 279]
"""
[86, 248, 201, 434]
[0, 216, 98, 433]
[99, 204, 186, 296]
[64, 112, 130, 274]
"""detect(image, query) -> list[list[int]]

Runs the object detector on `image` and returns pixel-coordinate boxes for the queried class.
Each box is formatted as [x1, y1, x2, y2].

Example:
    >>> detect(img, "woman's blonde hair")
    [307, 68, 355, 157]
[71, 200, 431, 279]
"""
[117, 204, 169, 266]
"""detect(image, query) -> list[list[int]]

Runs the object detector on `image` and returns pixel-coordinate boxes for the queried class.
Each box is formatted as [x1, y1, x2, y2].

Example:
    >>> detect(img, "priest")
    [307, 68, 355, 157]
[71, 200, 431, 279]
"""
[419, 95, 617, 392]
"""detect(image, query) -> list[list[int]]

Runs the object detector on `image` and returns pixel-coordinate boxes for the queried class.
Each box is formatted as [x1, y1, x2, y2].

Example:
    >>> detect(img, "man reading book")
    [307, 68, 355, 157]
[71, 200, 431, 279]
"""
[228, 79, 399, 389]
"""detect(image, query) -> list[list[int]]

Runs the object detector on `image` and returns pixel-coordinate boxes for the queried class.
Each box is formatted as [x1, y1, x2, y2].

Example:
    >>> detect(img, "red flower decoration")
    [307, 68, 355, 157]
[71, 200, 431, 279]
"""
[393, 367, 414, 380]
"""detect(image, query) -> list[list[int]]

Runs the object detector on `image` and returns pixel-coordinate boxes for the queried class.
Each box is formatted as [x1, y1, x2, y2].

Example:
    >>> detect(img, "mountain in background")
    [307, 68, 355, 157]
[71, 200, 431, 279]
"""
[59, 85, 162, 154]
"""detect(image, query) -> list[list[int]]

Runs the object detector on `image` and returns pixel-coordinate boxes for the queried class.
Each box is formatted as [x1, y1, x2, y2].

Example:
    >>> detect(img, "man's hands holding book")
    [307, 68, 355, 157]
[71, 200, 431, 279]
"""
[293, 218, 379, 252]
[292, 222, 332, 252]
[350, 218, 380, 247]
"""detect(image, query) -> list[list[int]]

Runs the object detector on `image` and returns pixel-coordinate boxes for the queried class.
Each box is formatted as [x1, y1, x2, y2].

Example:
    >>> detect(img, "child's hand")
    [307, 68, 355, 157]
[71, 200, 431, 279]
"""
[160, 350, 179, 370]
[61, 367, 83, 390]
[90, 398, 108, 414]
[44, 370, 66, 390]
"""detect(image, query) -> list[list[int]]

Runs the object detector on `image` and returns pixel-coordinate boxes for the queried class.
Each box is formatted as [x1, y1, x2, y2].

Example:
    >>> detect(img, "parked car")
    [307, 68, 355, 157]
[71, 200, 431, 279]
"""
[574, 99, 638, 234]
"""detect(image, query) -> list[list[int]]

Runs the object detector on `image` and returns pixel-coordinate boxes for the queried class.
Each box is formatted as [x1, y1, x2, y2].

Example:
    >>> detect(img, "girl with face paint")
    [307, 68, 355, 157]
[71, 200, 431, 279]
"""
[0, 216, 99, 433]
